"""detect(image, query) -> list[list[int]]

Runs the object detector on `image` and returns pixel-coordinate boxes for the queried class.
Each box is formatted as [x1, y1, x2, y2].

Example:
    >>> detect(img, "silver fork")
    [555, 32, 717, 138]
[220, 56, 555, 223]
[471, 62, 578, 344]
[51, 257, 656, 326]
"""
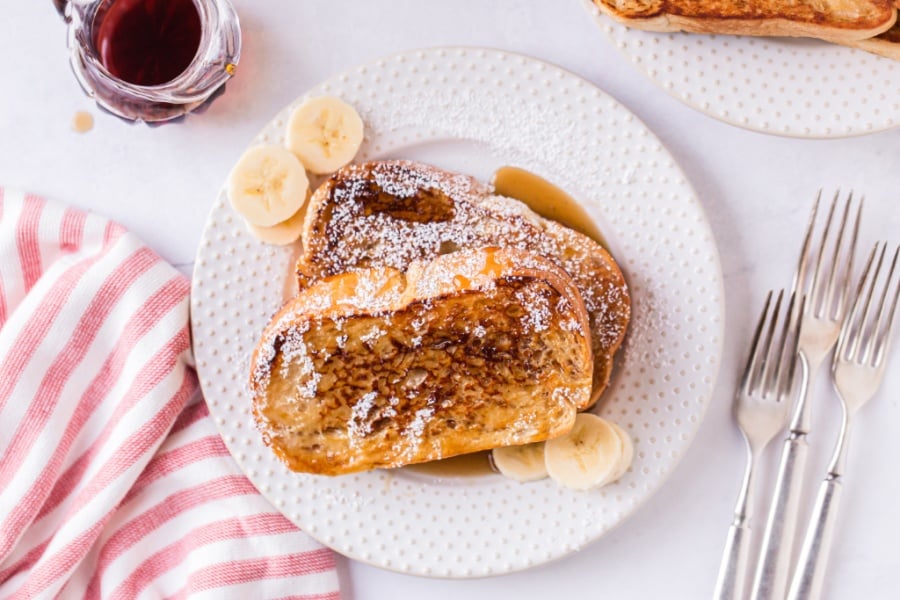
[750, 192, 862, 600]
[713, 290, 801, 600]
[787, 242, 900, 600]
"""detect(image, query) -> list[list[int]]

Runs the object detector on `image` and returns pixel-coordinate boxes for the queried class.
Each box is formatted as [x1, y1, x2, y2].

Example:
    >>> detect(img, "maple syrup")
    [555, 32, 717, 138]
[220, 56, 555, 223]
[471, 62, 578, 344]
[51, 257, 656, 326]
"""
[404, 451, 494, 477]
[94, 0, 202, 86]
[492, 166, 607, 249]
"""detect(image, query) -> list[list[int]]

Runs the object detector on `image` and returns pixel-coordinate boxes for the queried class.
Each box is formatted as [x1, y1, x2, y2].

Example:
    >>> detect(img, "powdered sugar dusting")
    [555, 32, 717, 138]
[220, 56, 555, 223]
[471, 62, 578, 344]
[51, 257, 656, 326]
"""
[515, 285, 551, 333]
[405, 406, 434, 444]
[349, 392, 376, 440]
[362, 87, 594, 211]
[359, 325, 386, 345]
[301, 161, 629, 392]
[621, 274, 676, 371]
[374, 163, 480, 200]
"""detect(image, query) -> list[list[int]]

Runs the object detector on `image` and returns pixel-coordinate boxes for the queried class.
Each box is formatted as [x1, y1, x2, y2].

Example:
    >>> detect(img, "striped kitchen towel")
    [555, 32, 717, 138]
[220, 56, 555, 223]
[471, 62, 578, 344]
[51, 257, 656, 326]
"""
[0, 189, 340, 599]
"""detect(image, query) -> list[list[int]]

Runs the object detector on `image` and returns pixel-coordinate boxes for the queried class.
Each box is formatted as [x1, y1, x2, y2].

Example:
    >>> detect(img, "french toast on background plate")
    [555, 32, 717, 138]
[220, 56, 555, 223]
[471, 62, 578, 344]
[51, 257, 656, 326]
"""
[296, 160, 631, 409]
[593, 0, 899, 57]
[250, 248, 594, 476]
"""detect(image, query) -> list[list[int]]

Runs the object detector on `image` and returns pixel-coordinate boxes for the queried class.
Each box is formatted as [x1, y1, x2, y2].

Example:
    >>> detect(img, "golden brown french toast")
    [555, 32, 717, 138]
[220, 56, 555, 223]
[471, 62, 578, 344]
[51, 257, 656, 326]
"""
[593, 0, 897, 42]
[296, 160, 630, 408]
[251, 248, 593, 476]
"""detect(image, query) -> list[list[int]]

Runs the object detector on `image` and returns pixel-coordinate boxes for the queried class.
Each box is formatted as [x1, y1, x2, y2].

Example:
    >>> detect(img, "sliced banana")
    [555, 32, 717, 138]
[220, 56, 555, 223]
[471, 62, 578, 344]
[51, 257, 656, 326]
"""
[286, 96, 364, 174]
[491, 442, 548, 482]
[247, 207, 305, 246]
[228, 145, 309, 227]
[544, 413, 623, 491]
[608, 422, 634, 483]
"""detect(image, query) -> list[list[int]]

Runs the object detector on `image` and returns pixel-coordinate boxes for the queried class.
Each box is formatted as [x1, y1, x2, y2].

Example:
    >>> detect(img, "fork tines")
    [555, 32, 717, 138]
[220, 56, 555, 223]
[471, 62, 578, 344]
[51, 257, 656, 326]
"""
[794, 190, 863, 323]
[836, 242, 900, 368]
[743, 289, 802, 401]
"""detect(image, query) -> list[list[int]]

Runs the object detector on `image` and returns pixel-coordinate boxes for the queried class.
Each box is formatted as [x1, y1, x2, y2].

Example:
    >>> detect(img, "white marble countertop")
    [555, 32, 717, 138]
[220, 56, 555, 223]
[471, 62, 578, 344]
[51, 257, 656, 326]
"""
[2, 2, 899, 598]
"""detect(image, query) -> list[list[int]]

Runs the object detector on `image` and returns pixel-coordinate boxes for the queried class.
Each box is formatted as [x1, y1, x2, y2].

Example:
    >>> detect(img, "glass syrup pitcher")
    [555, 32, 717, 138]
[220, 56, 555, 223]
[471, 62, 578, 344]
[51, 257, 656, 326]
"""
[54, 0, 241, 123]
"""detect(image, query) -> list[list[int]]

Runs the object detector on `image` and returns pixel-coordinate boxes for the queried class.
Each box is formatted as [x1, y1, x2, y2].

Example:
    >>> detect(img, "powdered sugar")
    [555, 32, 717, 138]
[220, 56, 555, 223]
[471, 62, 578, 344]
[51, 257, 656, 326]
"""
[404, 406, 435, 448]
[301, 161, 629, 390]
[359, 325, 386, 345]
[621, 274, 676, 371]
[515, 285, 551, 333]
[349, 391, 379, 440]
[362, 87, 596, 213]
[373, 162, 480, 201]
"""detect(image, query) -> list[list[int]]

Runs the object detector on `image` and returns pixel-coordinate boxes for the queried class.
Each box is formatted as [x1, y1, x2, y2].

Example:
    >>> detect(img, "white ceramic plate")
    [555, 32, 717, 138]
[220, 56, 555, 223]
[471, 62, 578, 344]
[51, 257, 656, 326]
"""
[583, 1, 900, 138]
[191, 47, 725, 578]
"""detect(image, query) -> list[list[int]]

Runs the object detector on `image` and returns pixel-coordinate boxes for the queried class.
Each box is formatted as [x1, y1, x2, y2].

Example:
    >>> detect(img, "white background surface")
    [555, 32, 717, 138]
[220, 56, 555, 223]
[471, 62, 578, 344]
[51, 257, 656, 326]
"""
[1, 2, 899, 599]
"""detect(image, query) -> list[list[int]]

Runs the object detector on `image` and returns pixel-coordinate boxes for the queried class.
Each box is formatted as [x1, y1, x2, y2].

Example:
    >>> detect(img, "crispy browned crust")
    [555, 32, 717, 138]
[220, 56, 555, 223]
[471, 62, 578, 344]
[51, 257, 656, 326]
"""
[296, 160, 631, 409]
[594, 0, 897, 42]
[250, 248, 593, 475]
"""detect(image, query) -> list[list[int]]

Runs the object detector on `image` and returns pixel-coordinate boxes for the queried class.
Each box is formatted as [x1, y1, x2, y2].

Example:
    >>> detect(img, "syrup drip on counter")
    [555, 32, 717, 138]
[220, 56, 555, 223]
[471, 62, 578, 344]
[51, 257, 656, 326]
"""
[71, 111, 94, 133]
[492, 166, 607, 249]
[94, 0, 202, 86]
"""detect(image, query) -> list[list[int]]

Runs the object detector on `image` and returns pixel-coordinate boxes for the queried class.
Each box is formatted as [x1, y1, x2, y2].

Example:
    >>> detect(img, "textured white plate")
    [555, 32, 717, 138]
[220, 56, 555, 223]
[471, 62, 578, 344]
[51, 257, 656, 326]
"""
[583, 1, 900, 138]
[191, 47, 725, 578]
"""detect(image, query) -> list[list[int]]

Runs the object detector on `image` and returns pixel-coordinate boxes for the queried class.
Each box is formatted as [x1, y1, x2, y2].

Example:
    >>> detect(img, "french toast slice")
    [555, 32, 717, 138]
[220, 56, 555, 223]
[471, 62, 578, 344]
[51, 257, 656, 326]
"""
[845, 20, 900, 57]
[296, 160, 630, 409]
[593, 0, 897, 42]
[251, 248, 593, 476]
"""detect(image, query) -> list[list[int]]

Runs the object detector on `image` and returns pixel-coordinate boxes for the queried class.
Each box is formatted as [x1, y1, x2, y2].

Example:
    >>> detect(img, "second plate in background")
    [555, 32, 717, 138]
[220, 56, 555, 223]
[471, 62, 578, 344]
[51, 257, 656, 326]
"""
[583, 0, 900, 138]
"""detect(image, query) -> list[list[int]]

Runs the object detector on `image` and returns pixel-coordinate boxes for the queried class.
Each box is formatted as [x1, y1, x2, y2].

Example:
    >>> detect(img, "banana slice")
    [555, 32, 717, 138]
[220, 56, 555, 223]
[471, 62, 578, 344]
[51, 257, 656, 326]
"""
[247, 207, 305, 246]
[286, 96, 364, 174]
[491, 442, 548, 482]
[544, 413, 623, 491]
[228, 145, 309, 227]
[608, 422, 634, 483]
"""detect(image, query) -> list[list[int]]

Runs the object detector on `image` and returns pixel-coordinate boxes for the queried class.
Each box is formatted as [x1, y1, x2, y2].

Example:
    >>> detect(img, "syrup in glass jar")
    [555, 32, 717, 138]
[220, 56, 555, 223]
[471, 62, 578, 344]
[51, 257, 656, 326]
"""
[58, 0, 241, 122]
[94, 0, 203, 86]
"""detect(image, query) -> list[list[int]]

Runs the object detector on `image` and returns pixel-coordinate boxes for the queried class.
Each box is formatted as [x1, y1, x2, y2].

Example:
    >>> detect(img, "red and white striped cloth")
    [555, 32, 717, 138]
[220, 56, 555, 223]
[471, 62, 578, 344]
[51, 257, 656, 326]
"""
[0, 190, 340, 599]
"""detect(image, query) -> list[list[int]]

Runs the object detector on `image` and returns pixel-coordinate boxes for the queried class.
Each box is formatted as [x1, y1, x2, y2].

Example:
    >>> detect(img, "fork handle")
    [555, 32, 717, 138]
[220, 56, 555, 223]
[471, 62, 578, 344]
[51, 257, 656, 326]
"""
[786, 475, 843, 600]
[750, 433, 809, 600]
[713, 517, 751, 600]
